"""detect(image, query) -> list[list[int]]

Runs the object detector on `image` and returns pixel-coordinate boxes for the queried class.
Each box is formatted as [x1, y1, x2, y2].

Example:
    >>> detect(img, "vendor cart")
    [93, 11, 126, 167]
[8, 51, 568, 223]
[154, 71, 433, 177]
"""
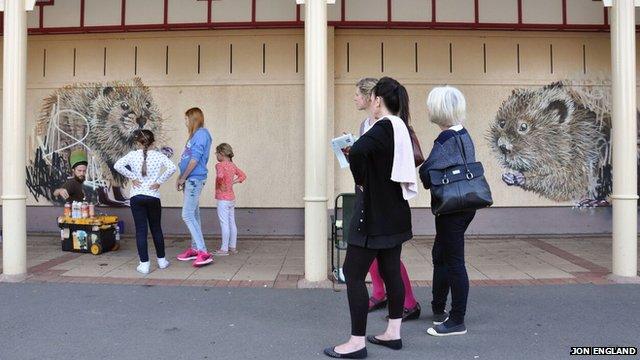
[58, 215, 120, 255]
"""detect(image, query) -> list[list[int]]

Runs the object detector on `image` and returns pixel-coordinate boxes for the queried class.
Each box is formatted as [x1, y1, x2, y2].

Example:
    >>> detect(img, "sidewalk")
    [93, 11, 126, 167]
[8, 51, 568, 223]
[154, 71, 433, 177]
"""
[1, 234, 636, 288]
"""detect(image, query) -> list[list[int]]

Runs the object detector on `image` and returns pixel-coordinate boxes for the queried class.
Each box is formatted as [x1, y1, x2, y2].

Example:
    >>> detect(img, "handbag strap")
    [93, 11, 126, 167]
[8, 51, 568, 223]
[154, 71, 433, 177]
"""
[453, 132, 473, 176]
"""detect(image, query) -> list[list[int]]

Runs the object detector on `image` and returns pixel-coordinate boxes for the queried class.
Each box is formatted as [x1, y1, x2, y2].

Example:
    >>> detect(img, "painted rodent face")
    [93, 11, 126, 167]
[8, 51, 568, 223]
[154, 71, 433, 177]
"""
[94, 79, 162, 144]
[489, 84, 574, 173]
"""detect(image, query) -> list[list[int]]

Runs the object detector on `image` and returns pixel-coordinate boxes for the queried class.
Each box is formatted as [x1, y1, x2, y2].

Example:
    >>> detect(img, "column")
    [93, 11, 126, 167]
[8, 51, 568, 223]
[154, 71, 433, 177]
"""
[610, 0, 638, 278]
[303, 0, 329, 282]
[1, 0, 29, 281]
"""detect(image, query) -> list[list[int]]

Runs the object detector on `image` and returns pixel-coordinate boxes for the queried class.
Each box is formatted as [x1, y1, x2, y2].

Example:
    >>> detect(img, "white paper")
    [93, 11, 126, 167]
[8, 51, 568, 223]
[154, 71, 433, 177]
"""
[331, 133, 356, 169]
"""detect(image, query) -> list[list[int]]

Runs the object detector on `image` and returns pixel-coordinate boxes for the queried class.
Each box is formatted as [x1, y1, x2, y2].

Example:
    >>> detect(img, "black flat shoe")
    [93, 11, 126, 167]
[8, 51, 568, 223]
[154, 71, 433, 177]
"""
[368, 296, 388, 312]
[366, 336, 403, 350]
[323, 347, 368, 359]
[385, 302, 421, 322]
[404, 302, 421, 321]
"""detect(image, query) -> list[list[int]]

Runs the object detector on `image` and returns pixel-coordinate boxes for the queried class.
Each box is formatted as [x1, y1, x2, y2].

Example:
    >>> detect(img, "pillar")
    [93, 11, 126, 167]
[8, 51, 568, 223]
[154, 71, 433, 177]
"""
[1, 0, 29, 281]
[303, 0, 329, 282]
[609, 0, 638, 278]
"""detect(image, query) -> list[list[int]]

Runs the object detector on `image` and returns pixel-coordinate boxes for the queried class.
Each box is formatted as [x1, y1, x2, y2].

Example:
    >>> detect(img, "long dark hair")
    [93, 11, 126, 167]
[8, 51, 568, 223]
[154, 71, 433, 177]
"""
[134, 129, 155, 177]
[372, 76, 410, 125]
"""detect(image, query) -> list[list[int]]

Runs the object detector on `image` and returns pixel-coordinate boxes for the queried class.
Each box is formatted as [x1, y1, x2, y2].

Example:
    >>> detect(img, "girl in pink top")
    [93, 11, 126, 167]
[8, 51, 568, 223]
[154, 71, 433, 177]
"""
[213, 143, 246, 256]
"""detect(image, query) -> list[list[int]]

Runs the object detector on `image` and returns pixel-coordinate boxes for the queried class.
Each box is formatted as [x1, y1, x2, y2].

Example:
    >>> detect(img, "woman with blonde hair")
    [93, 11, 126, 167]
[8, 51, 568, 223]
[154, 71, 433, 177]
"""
[176, 107, 214, 267]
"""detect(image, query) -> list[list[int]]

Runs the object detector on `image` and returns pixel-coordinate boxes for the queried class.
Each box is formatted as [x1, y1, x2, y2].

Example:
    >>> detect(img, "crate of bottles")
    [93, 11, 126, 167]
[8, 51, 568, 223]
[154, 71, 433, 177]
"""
[58, 215, 120, 255]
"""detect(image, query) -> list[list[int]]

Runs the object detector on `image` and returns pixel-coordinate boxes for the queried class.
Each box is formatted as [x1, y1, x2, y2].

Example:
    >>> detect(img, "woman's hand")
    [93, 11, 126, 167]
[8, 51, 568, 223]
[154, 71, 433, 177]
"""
[341, 146, 351, 157]
[132, 180, 142, 188]
[176, 178, 185, 191]
[149, 183, 161, 190]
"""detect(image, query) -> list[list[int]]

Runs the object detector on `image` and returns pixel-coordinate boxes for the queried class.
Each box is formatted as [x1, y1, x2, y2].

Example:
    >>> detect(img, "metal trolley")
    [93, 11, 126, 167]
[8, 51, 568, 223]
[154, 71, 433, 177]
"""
[329, 193, 356, 283]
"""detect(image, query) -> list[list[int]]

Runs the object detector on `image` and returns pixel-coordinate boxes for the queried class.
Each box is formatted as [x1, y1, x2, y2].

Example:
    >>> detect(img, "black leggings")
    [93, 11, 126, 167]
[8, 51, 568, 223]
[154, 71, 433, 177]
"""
[130, 195, 166, 262]
[343, 244, 404, 336]
[431, 211, 475, 324]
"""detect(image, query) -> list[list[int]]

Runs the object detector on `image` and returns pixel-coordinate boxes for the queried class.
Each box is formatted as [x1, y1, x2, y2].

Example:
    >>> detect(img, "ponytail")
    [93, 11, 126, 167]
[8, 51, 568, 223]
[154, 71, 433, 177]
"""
[142, 146, 148, 177]
[133, 129, 155, 177]
[396, 85, 411, 126]
[372, 76, 411, 125]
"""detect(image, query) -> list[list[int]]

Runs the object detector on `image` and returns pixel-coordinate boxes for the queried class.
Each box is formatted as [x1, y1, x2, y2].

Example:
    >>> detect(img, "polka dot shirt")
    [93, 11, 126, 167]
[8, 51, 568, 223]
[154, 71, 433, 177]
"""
[114, 149, 177, 199]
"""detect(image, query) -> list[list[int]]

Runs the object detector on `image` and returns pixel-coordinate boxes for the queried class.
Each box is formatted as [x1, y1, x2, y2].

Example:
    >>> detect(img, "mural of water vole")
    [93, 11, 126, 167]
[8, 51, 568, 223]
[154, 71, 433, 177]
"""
[488, 81, 639, 207]
[27, 77, 173, 206]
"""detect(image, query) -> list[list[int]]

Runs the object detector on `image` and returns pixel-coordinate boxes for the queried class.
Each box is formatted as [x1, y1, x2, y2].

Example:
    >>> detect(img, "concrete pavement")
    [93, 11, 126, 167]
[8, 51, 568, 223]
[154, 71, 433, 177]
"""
[2, 235, 634, 288]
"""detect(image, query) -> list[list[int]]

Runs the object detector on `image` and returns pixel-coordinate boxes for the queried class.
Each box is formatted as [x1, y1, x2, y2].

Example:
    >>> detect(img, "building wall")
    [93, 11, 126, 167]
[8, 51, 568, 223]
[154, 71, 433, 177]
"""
[333, 29, 616, 208]
[15, 29, 312, 208]
[0, 28, 631, 211]
[15, 0, 627, 33]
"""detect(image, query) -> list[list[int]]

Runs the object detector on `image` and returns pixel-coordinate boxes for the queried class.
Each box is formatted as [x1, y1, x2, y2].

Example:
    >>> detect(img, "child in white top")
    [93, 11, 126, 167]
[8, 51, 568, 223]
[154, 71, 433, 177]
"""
[114, 130, 177, 274]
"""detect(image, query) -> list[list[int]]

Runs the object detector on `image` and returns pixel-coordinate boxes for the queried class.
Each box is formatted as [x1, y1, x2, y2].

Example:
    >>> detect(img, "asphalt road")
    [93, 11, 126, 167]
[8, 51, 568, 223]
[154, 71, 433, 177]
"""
[0, 283, 638, 360]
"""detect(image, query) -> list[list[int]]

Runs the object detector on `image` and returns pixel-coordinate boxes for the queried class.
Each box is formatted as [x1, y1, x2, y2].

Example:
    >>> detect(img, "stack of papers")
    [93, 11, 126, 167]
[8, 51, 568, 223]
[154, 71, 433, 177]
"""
[331, 133, 356, 169]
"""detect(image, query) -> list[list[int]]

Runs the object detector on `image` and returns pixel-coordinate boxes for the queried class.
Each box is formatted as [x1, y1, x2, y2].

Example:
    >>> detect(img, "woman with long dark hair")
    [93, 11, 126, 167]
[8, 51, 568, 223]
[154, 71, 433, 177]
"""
[114, 130, 177, 274]
[324, 77, 417, 359]
[352, 77, 421, 320]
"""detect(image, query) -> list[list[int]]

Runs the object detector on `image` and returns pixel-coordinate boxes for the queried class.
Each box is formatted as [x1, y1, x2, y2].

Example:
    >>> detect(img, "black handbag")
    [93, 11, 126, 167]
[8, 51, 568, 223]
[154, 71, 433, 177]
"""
[428, 135, 493, 215]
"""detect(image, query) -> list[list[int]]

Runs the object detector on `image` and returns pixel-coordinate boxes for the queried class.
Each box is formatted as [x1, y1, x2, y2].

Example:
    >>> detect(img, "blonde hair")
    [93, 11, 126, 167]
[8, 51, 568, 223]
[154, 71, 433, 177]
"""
[426, 86, 466, 127]
[216, 143, 234, 160]
[185, 107, 204, 139]
[356, 77, 378, 98]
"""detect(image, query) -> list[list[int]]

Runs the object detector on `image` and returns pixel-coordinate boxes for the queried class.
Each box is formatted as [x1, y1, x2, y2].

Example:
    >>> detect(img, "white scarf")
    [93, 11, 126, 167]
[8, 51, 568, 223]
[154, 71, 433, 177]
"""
[384, 115, 418, 200]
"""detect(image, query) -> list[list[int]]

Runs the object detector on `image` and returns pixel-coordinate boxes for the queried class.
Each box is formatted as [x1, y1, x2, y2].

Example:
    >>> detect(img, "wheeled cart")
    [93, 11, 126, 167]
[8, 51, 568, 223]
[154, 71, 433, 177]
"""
[58, 216, 120, 255]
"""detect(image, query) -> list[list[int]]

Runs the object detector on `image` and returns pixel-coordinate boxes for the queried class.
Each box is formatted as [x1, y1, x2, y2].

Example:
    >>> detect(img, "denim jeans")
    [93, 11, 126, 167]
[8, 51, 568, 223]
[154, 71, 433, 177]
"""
[130, 195, 165, 262]
[216, 200, 237, 251]
[182, 178, 207, 252]
[431, 211, 476, 324]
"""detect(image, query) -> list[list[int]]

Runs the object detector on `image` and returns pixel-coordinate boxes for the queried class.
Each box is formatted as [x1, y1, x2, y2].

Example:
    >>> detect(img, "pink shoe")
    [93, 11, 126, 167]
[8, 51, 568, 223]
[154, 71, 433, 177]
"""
[176, 248, 198, 261]
[193, 251, 214, 267]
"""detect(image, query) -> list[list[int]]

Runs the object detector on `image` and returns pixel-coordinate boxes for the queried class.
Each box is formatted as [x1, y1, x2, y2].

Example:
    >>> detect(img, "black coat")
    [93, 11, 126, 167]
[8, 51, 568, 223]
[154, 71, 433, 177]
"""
[347, 119, 412, 249]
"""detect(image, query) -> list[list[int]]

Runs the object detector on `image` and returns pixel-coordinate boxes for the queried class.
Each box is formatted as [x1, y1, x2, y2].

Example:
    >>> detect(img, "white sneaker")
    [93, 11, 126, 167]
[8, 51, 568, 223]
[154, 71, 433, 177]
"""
[136, 261, 150, 274]
[157, 257, 170, 269]
[212, 249, 229, 256]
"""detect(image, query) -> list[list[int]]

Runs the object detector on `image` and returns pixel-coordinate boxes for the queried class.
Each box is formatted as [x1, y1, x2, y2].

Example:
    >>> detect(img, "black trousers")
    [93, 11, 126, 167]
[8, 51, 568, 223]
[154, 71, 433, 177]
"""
[431, 211, 476, 324]
[130, 195, 166, 262]
[343, 244, 404, 336]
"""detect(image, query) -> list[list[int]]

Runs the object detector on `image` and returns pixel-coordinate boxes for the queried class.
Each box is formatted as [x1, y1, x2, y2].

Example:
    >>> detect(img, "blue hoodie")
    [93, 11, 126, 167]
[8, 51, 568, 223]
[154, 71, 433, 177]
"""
[179, 128, 212, 180]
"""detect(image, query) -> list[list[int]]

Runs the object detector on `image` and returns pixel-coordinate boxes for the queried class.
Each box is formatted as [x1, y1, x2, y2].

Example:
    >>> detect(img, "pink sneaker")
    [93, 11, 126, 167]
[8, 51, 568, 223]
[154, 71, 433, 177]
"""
[193, 251, 214, 267]
[176, 248, 198, 261]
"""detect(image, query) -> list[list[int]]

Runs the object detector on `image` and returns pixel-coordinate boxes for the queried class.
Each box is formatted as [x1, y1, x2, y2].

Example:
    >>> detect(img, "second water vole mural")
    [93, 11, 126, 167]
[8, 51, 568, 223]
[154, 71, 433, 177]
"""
[488, 81, 639, 207]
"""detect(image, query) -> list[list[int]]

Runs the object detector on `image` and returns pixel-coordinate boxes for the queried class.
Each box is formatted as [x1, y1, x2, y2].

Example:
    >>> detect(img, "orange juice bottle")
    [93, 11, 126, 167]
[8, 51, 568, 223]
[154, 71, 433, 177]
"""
[64, 203, 71, 217]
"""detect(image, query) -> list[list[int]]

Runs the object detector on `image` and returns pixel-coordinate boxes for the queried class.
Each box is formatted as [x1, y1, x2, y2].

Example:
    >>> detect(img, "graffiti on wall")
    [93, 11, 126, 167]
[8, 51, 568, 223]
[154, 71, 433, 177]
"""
[26, 77, 173, 206]
[487, 81, 640, 207]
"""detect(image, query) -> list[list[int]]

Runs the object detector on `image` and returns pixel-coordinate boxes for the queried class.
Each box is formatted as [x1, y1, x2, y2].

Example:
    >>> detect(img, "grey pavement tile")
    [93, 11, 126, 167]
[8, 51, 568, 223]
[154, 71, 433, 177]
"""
[232, 265, 282, 281]
[473, 264, 533, 280]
